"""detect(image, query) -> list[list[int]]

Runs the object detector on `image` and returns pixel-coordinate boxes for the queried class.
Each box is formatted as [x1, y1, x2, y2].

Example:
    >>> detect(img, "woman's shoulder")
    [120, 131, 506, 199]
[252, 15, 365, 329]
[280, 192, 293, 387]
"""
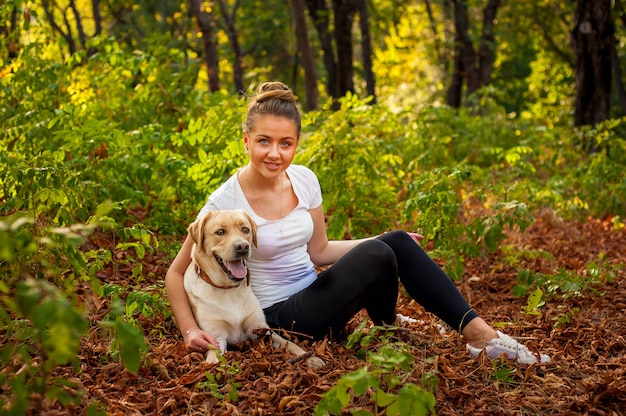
[288, 165, 322, 207]
[287, 164, 318, 183]
[206, 171, 241, 207]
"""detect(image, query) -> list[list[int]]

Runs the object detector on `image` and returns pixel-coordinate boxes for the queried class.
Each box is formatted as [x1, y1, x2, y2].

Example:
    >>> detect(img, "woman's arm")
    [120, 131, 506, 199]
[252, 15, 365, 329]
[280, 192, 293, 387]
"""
[164, 235, 219, 351]
[306, 206, 425, 267]
[306, 205, 373, 267]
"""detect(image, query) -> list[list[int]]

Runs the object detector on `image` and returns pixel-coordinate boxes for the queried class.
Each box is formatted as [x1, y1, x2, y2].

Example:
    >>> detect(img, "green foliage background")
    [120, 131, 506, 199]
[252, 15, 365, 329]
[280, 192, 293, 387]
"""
[1, 2, 626, 413]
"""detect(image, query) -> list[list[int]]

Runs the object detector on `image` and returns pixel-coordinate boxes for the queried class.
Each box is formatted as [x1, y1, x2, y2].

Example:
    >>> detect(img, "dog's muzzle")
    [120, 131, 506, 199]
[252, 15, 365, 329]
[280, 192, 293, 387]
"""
[214, 254, 248, 283]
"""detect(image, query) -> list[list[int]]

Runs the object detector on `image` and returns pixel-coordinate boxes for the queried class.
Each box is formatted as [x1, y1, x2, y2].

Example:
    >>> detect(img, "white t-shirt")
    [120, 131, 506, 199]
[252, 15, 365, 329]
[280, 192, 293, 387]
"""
[197, 164, 323, 309]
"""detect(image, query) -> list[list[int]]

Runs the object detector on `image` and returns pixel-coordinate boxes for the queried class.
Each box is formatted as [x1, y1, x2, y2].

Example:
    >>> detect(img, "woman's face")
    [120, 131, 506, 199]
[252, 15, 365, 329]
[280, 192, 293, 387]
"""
[244, 115, 299, 179]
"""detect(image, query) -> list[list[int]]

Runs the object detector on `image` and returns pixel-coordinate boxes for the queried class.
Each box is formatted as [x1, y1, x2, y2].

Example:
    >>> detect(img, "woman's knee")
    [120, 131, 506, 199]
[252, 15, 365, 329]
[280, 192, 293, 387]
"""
[378, 230, 414, 246]
[378, 230, 430, 261]
[362, 239, 396, 262]
[356, 240, 398, 277]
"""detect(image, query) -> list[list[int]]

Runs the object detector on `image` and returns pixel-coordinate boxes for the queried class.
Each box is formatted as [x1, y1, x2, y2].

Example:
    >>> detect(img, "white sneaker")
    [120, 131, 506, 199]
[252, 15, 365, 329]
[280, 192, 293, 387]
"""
[466, 331, 551, 365]
[395, 314, 447, 334]
[396, 313, 417, 325]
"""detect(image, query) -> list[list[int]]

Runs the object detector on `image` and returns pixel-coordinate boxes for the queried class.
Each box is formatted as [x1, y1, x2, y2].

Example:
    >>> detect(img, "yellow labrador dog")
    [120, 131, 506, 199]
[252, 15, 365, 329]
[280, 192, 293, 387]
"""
[183, 209, 324, 368]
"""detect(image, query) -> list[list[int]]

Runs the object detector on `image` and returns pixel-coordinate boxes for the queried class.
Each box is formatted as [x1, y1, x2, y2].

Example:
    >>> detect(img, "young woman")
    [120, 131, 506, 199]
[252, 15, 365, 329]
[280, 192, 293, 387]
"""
[165, 81, 551, 365]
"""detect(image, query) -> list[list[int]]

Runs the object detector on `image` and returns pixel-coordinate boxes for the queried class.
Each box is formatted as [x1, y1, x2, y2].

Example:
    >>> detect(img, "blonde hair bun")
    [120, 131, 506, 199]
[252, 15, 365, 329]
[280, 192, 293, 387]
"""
[253, 81, 296, 104]
[244, 81, 301, 137]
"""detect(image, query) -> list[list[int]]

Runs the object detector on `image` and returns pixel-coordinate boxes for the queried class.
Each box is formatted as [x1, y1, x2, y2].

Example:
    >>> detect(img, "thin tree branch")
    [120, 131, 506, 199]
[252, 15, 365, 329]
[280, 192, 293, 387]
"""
[42, 0, 74, 55]
[68, 0, 86, 49]
[423, 0, 443, 64]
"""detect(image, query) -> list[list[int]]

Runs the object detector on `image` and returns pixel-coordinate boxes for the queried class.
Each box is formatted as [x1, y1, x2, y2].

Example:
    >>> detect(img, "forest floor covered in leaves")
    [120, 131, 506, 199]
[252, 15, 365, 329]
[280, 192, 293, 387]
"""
[30, 213, 626, 414]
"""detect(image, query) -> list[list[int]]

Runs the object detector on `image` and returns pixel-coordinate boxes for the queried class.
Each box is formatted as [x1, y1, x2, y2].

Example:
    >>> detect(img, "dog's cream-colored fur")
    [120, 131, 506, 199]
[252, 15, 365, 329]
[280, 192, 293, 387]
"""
[184, 209, 324, 368]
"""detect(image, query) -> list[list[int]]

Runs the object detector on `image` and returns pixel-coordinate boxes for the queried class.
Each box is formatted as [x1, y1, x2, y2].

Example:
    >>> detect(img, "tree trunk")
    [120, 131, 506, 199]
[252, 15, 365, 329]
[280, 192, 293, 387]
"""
[289, 0, 319, 110]
[571, 0, 612, 134]
[69, 0, 87, 49]
[304, 0, 339, 101]
[1, 4, 21, 59]
[357, 0, 376, 103]
[92, 0, 102, 35]
[447, 0, 474, 107]
[446, 0, 501, 107]
[478, 0, 501, 86]
[446, 33, 464, 108]
[188, 0, 220, 93]
[216, 0, 245, 94]
[333, 0, 357, 97]
[611, 0, 626, 115]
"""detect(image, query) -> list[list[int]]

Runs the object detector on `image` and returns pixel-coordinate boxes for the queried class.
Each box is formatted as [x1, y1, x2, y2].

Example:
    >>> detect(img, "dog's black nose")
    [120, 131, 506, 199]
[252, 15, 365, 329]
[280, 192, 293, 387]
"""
[235, 242, 249, 254]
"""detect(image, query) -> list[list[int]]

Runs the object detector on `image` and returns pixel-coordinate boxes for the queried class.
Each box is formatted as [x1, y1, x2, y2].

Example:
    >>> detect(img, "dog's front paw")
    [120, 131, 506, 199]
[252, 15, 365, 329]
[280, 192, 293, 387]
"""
[205, 350, 221, 364]
[205, 342, 227, 364]
[306, 355, 325, 369]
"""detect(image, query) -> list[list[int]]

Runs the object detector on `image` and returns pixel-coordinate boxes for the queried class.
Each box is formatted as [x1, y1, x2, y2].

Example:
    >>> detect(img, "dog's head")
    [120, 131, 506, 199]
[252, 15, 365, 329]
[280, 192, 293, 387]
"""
[188, 209, 258, 287]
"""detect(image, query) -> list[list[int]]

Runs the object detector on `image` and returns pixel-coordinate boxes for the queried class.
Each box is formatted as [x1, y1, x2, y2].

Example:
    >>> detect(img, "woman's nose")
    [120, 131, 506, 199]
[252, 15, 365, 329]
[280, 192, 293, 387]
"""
[268, 143, 279, 157]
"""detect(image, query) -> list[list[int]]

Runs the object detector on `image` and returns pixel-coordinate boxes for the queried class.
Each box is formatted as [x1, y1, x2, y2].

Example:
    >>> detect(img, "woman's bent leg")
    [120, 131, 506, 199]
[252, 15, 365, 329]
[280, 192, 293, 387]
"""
[265, 239, 399, 339]
[377, 231, 479, 332]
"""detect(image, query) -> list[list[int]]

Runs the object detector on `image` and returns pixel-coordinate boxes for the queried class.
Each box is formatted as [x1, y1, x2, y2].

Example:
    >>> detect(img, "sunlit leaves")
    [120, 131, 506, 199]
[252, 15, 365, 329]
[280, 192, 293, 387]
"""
[522, 287, 545, 315]
[315, 336, 435, 416]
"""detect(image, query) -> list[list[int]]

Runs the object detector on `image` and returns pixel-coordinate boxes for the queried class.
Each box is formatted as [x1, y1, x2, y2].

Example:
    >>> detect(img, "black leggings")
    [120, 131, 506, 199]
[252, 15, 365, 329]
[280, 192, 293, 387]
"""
[263, 230, 478, 340]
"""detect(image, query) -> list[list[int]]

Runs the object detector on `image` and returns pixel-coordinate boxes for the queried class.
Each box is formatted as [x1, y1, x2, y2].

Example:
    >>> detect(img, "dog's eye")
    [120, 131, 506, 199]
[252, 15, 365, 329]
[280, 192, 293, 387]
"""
[216, 229, 226, 235]
[242, 227, 250, 234]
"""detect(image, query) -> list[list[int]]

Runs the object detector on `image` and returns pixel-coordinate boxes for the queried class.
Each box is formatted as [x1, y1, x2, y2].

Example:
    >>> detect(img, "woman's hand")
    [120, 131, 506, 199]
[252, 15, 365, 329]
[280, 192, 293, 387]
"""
[184, 328, 220, 353]
[407, 232, 424, 245]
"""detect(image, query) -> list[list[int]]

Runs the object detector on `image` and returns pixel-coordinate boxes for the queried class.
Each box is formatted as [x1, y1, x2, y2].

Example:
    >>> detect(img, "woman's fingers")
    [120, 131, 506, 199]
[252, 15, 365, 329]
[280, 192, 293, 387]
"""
[186, 329, 219, 352]
[407, 232, 424, 244]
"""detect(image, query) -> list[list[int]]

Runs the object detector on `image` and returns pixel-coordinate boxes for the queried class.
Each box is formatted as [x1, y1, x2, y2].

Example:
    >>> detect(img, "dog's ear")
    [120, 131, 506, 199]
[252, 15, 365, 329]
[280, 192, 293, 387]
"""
[188, 211, 215, 246]
[243, 211, 258, 248]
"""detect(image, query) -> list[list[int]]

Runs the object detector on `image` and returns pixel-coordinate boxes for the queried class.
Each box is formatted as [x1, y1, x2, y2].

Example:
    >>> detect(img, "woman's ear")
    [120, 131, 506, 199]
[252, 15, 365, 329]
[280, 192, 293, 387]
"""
[243, 132, 249, 152]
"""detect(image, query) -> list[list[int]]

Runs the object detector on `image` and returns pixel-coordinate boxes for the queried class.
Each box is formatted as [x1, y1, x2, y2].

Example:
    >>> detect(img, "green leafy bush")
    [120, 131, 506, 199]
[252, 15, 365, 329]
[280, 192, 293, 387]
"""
[298, 93, 407, 238]
[316, 323, 436, 416]
[0, 217, 90, 413]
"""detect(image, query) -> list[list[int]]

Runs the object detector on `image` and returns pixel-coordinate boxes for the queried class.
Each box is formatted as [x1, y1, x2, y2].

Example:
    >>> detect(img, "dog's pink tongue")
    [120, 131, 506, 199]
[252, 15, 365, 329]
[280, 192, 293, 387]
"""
[227, 260, 248, 279]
